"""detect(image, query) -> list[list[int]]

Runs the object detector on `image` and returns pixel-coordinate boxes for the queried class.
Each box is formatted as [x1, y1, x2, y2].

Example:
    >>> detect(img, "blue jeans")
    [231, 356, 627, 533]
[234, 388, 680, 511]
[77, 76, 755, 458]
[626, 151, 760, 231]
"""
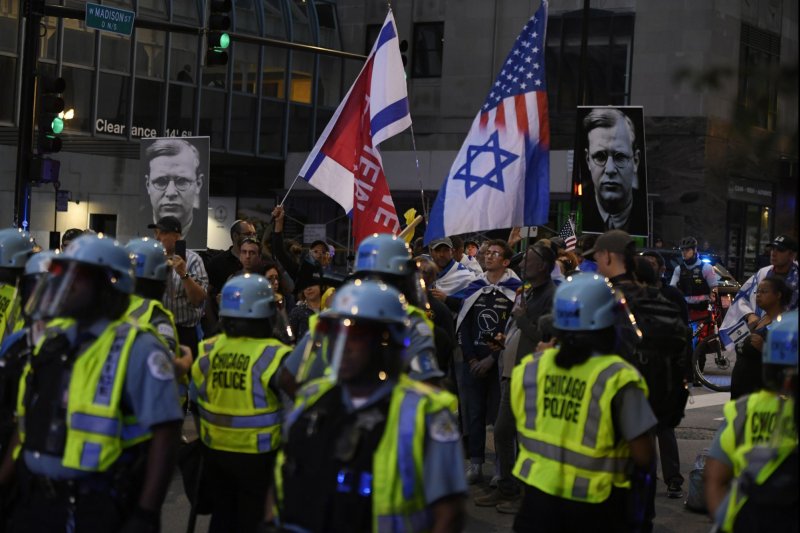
[461, 359, 500, 463]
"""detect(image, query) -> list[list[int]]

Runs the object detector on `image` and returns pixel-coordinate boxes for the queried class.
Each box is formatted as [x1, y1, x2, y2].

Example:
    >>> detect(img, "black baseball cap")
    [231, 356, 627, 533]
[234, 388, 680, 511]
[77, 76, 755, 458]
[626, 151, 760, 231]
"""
[768, 234, 798, 252]
[429, 237, 454, 249]
[148, 216, 182, 234]
[582, 230, 634, 258]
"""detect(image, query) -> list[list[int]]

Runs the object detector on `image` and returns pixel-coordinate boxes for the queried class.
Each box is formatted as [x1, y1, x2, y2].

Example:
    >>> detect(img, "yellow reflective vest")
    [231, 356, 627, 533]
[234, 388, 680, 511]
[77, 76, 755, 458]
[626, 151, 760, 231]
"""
[0, 283, 24, 344]
[193, 334, 291, 454]
[126, 295, 177, 351]
[275, 374, 457, 533]
[511, 348, 648, 503]
[717, 391, 797, 532]
[16, 318, 151, 471]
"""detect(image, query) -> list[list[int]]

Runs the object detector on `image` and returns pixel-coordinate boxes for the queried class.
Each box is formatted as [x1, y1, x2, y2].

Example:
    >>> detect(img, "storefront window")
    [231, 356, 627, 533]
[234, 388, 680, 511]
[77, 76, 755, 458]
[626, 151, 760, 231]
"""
[135, 28, 165, 79]
[235, 0, 260, 35]
[317, 55, 341, 107]
[289, 51, 314, 104]
[63, 20, 95, 66]
[166, 83, 195, 136]
[100, 33, 130, 72]
[96, 72, 129, 135]
[287, 103, 311, 151]
[170, 32, 198, 83]
[62, 66, 93, 132]
[133, 78, 163, 137]
[288, 0, 315, 44]
[233, 42, 260, 94]
[0, 0, 18, 53]
[259, 98, 284, 156]
[0, 54, 15, 123]
[262, 0, 286, 39]
[230, 94, 257, 152]
[199, 88, 226, 149]
[315, 1, 340, 49]
[262, 47, 288, 99]
[38, 17, 58, 60]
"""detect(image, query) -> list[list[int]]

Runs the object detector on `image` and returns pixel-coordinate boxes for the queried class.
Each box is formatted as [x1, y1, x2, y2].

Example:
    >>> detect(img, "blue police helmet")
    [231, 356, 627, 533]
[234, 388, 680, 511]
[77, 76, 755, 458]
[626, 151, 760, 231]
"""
[220, 274, 276, 319]
[0, 228, 35, 269]
[552, 273, 619, 331]
[24, 250, 59, 276]
[355, 233, 413, 277]
[126, 238, 168, 282]
[59, 234, 135, 294]
[322, 279, 411, 345]
[763, 309, 798, 367]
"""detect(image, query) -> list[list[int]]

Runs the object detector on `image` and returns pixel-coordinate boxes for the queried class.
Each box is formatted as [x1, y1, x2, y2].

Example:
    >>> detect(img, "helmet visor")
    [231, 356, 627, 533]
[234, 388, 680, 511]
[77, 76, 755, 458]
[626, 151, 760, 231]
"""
[25, 261, 97, 321]
[320, 317, 405, 385]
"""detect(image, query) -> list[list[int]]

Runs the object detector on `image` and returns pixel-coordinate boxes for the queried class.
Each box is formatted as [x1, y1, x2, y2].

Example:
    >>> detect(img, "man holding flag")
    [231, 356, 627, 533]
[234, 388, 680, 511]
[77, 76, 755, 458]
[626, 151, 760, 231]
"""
[425, 1, 550, 244]
[296, 11, 409, 247]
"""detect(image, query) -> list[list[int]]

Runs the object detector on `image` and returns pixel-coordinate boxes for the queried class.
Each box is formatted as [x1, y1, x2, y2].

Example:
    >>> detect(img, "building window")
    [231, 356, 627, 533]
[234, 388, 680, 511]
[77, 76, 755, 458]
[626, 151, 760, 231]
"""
[412, 22, 443, 78]
[738, 23, 780, 131]
[365, 24, 381, 54]
[546, 10, 634, 111]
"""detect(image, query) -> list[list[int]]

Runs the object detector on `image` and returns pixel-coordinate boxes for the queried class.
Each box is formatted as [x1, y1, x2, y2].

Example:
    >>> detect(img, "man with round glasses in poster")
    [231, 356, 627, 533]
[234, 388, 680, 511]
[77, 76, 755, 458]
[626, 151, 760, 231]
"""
[580, 107, 648, 235]
[144, 137, 207, 244]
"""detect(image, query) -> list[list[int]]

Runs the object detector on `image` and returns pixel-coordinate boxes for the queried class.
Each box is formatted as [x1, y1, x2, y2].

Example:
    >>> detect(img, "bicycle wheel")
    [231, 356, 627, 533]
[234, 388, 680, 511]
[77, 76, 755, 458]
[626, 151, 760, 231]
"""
[692, 336, 733, 392]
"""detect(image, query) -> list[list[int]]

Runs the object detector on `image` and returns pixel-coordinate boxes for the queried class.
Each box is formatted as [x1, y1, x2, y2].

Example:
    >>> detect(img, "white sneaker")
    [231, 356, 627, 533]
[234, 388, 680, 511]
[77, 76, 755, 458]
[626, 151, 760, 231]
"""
[466, 463, 483, 485]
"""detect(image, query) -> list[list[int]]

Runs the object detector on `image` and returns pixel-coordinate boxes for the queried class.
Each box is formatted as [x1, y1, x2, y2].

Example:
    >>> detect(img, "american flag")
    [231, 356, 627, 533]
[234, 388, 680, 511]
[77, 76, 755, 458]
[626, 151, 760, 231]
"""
[479, 3, 549, 136]
[558, 219, 577, 251]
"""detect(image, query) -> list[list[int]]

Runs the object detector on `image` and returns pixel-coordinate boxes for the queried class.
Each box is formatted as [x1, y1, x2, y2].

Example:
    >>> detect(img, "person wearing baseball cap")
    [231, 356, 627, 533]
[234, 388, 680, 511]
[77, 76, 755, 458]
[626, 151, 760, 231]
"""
[428, 237, 475, 298]
[721, 233, 799, 348]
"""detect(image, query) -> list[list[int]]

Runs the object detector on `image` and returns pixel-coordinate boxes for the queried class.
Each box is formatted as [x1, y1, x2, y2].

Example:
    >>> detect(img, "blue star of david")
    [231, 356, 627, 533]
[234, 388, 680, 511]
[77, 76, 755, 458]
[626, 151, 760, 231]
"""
[453, 131, 518, 198]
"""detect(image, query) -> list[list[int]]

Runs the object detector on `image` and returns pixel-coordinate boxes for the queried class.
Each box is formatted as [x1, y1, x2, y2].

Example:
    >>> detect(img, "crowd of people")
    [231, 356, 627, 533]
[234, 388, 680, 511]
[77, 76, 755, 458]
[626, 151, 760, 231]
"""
[0, 215, 796, 533]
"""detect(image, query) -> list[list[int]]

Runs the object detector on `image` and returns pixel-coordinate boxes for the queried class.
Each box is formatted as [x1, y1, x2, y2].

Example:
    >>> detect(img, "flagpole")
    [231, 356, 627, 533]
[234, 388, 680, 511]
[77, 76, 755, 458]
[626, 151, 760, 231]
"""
[279, 174, 302, 207]
[409, 124, 429, 222]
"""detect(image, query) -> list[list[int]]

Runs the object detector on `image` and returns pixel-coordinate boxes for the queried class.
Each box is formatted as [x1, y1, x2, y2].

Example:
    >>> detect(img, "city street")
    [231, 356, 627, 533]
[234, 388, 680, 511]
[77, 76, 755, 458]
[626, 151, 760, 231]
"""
[162, 385, 729, 533]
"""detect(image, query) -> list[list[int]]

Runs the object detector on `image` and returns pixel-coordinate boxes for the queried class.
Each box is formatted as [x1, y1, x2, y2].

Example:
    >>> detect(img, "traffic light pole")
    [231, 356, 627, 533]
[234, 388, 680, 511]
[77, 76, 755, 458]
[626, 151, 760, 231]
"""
[14, 0, 42, 230]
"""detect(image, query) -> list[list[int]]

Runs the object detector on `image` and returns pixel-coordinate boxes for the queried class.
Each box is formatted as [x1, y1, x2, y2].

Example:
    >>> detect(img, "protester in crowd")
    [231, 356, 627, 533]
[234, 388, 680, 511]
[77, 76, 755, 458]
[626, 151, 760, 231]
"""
[207, 219, 257, 303]
[456, 240, 520, 485]
[474, 239, 556, 512]
[556, 250, 579, 276]
[270, 206, 326, 293]
[150, 216, 209, 358]
[429, 237, 476, 308]
[412, 236, 426, 257]
[576, 233, 599, 273]
[465, 239, 480, 259]
[288, 274, 325, 340]
[720, 234, 799, 348]
[654, 236, 664, 249]
[477, 241, 490, 271]
[237, 237, 263, 275]
[60, 227, 84, 251]
[511, 274, 656, 533]
[452, 235, 483, 275]
[730, 277, 791, 399]
[417, 255, 457, 376]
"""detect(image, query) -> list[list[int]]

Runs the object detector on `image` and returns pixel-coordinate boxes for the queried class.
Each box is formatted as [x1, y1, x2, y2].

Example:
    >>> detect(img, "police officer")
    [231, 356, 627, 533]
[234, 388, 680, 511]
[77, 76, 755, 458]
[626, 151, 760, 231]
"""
[511, 274, 657, 533]
[280, 234, 442, 396]
[276, 280, 467, 532]
[192, 273, 292, 532]
[126, 238, 192, 378]
[705, 309, 797, 533]
[670, 236, 719, 317]
[0, 234, 183, 533]
[0, 228, 35, 344]
[0, 251, 57, 459]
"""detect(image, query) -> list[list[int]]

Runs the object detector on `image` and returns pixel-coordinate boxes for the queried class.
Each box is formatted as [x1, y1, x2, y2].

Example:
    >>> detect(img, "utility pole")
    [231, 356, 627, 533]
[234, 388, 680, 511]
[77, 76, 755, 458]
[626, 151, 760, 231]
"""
[13, 0, 43, 230]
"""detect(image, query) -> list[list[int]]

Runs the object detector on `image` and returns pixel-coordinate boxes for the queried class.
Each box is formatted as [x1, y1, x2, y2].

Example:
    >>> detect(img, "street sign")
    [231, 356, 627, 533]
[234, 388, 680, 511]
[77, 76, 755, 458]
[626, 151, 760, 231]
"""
[85, 2, 134, 36]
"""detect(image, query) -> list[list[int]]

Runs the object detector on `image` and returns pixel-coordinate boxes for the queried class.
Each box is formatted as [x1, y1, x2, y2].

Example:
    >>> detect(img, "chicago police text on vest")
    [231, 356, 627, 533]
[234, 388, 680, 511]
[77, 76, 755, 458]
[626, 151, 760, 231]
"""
[211, 352, 250, 390]
[543, 375, 586, 423]
[751, 409, 796, 444]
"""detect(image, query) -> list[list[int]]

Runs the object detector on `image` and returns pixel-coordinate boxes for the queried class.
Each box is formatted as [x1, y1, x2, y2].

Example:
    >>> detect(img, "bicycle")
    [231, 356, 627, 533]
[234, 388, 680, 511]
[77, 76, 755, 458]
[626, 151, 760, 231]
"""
[690, 301, 734, 392]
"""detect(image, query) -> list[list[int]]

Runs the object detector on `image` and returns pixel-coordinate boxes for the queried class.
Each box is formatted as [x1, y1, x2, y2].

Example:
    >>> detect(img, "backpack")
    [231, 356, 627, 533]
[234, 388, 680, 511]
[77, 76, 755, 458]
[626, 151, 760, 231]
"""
[620, 284, 691, 426]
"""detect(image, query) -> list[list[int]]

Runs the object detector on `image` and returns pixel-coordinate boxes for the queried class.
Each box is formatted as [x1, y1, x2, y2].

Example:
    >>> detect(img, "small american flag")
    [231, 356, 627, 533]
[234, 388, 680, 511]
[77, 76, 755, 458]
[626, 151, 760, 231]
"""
[559, 219, 577, 251]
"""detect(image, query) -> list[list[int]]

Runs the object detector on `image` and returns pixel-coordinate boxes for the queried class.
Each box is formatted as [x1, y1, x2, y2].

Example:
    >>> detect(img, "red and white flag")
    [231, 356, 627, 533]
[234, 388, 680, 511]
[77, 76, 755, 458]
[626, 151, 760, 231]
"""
[297, 12, 410, 246]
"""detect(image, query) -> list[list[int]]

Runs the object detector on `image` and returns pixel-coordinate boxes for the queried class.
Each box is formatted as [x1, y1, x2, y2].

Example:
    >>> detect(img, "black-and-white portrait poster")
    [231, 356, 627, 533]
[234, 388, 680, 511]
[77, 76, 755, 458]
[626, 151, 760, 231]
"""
[139, 136, 209, 248]
[577, 106, 648, 237]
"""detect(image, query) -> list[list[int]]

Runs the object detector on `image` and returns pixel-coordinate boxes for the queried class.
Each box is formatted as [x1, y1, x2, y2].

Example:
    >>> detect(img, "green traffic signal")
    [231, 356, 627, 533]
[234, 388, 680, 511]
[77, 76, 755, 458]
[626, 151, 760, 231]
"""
[51, 117, 64, 135]
[219, 32, 230, 49]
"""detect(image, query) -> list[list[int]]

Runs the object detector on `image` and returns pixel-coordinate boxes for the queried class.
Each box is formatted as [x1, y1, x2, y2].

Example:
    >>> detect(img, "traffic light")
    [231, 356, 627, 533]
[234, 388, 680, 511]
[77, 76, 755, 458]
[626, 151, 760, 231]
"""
[206, 0, 231, 67]
[37, 76, 66, 154]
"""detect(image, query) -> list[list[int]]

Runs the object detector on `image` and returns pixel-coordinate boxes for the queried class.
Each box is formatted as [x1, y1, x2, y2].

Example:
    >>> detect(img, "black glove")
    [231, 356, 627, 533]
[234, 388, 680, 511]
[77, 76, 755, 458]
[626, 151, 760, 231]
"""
[118, 506, 159, 533]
